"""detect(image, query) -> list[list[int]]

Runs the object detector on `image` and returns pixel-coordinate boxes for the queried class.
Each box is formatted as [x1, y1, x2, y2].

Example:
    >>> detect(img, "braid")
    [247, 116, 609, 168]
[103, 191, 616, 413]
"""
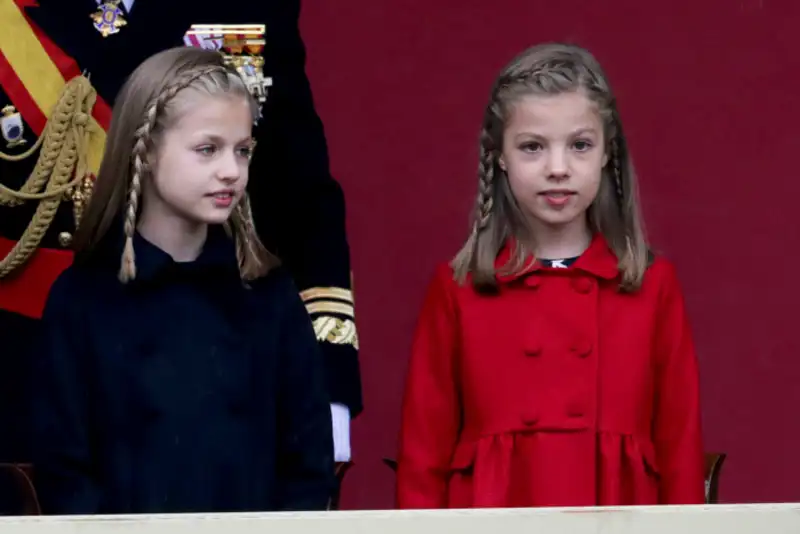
[612, 138, 623, 209]
[232, 194, 259, 271]
[475, 130, 496, 231]
[118, 64, 231, 283]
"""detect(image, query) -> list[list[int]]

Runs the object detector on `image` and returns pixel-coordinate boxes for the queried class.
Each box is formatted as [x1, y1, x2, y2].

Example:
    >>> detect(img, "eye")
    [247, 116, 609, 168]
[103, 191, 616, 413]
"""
[196, 145, 216, 156]
[573, 140, 593, 152]
[519, 141, 542, 153]
[236, 146, 254, 159]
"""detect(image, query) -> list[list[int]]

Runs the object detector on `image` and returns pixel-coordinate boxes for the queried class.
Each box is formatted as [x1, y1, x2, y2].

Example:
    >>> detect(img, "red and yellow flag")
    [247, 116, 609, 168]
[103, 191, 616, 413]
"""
[0, 0, 111, 174]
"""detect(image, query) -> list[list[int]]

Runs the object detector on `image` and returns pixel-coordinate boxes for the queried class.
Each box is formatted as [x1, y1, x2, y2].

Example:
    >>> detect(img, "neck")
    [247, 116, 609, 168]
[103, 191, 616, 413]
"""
[136, 208, 207, 262]
[529, 216, 592, 260]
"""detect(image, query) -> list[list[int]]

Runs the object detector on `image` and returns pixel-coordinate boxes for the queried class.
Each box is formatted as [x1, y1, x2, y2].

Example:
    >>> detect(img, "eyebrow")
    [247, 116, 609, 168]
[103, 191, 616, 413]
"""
[513, 127, 600, 141]
[195, 133, 255, 145]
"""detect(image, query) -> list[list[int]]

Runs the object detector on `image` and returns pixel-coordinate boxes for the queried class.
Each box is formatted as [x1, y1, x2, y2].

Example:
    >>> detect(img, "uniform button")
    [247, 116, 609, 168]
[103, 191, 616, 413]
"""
[58, 232, 73, 247]
[524, 275, 541, 288]
[570, 340, 593, 358]
[521, 413, 539, 426]
[571, 277, 594, 294]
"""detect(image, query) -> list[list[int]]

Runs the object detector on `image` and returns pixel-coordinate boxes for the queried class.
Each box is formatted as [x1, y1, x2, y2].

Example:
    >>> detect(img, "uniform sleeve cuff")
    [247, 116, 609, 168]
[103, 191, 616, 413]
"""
[330, 403, 351, 462]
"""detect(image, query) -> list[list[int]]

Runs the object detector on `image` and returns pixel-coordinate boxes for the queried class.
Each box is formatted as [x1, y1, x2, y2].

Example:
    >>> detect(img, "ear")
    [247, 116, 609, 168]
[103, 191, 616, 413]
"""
[602, 151, 609, 168]
[498, 155, 507, 171]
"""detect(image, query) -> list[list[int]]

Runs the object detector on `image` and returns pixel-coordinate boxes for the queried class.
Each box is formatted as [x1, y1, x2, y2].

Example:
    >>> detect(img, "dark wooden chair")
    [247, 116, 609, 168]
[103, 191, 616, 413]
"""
[328, 461, 354, 510]
[384, 453, 727, 505]
[704, 452, 726, 504]
[0, 463, 40, 516]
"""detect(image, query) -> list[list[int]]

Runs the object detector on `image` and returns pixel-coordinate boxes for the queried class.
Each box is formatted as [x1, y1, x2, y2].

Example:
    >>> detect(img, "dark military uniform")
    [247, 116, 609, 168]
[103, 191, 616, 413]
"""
[0, 0, 362, 502]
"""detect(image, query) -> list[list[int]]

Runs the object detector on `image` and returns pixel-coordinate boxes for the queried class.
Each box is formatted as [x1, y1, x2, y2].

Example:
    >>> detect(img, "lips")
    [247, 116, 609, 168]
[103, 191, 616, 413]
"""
[207, 189, 236, 208]
[539, 189, 575, 207]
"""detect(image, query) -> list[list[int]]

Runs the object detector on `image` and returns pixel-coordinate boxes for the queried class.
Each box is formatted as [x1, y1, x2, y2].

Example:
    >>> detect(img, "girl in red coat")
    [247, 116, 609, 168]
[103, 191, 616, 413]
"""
[396, 42, 705, 509]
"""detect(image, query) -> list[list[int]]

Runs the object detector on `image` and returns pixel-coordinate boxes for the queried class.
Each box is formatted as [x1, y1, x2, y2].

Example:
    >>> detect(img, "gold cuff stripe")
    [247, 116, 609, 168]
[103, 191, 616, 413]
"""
[312, 316, 359, 350]
[306, 300, 354, 319]
[0, 0, 106, 174]
[300, 287, 353, 304]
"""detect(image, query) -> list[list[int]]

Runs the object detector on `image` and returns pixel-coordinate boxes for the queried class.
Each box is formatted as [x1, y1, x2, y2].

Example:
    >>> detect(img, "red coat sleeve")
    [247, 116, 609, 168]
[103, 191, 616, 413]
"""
[652, 261, 706, 504]
[395, 266, 461, 509]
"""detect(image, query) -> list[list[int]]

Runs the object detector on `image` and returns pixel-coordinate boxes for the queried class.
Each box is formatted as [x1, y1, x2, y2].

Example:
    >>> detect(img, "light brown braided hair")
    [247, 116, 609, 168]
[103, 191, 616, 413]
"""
[452, 42, 648, 293]
[72, 46, 279, 282]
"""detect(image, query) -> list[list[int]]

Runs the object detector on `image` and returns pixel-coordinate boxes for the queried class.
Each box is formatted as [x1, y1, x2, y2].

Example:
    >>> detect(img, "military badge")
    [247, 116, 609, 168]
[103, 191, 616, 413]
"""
[1, 105, 26, 149]
[90, 1, 127, 38]
[184, 24, 273, 116]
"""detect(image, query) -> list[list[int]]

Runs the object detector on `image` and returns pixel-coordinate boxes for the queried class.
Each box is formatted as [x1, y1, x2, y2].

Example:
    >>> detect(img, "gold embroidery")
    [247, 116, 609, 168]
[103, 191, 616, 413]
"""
[305, 301, 354, 319]
[312, 316, 359, 350]
[300, 283, 358, 348]
[300, 286, 353, 304]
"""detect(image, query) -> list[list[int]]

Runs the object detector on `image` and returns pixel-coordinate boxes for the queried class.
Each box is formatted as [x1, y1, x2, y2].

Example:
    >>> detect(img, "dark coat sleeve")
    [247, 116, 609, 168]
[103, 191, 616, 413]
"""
[29, 270, 101, 515]
[242, 0, 363, 416]
[271, 272, 337, 510]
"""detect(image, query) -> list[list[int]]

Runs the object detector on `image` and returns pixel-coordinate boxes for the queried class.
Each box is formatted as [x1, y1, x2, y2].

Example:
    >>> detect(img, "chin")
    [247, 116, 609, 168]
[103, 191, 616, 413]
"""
[196, 209, 236, 225]
[532, 210, 581, 227]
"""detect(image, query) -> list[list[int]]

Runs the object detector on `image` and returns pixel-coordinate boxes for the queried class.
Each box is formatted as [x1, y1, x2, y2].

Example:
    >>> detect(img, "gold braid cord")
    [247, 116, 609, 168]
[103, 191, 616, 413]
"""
[0, 75, 97, 279]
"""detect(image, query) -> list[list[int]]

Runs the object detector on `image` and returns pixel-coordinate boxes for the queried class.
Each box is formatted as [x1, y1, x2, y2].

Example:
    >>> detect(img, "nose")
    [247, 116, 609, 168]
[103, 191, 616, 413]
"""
[546, 147, 570, 180]
[217, 149, 241, 183]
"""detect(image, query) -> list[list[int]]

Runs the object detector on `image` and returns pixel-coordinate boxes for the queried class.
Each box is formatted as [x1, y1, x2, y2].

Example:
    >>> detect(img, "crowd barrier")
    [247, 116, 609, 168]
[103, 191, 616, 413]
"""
[0, 503, 799, 534]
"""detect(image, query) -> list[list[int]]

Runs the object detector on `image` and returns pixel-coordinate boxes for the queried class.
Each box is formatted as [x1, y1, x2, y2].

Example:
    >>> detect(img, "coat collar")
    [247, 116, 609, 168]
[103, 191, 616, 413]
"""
[89, 223, 241, 285]
[132, 226, 241, 284]
[495, 232, 619, 284]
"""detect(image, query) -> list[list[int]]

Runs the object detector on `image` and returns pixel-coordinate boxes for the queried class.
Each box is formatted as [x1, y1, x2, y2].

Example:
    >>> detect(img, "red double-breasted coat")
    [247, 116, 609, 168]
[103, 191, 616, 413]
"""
[396, 234, 705, 509]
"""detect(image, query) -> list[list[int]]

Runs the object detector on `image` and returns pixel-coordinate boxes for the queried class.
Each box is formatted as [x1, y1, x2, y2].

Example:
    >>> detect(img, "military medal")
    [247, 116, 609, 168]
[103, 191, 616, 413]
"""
[1, 105, 26, 149]
[90, 1, 127, 38]
[184, 24, 273, 117]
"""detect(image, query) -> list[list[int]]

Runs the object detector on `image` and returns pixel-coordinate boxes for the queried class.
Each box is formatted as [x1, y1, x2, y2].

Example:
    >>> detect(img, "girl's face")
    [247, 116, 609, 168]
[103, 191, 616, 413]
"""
[145, 93, 254, 229]
[499, 91, 607, 235]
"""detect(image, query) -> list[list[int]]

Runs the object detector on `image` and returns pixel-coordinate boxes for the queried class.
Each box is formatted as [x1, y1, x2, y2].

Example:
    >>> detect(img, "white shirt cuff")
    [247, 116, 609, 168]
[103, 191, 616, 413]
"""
[330, 403, 351, 462]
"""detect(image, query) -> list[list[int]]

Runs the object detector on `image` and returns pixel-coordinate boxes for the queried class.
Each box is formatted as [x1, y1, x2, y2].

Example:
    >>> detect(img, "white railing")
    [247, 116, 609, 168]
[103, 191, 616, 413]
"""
[0, 504, 799, 534]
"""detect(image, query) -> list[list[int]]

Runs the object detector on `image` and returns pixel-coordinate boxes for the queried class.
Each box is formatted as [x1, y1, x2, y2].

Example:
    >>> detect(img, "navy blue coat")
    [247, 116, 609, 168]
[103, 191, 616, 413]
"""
[30, 227, 335, 514]
[0, 0, 362, 475]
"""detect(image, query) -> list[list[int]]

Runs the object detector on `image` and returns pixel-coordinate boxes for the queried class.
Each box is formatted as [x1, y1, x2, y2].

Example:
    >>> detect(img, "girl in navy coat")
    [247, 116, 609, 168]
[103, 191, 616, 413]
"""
[30, 46, 335, 514]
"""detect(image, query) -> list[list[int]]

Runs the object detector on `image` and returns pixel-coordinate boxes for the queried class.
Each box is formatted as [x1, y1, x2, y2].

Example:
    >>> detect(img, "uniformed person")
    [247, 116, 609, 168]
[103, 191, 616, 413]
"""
[0, 0, 362, 505]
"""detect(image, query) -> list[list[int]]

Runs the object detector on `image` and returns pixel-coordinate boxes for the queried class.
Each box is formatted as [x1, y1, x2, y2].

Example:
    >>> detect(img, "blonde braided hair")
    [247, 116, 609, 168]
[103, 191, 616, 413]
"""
[119, 64, 273, 283]
[452, 42, 649, 292]
[0, 75, 97, 278]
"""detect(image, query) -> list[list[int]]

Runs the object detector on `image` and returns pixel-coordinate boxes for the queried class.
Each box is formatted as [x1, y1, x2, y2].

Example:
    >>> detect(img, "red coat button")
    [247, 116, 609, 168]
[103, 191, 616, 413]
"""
[524, 276, 541, 288]
[571, 277, 594, 294]
[570, 340, 593, 358]
[521, 413, 539, 426]
[524, 345, 542, 357]
[566, 403, 585, 418]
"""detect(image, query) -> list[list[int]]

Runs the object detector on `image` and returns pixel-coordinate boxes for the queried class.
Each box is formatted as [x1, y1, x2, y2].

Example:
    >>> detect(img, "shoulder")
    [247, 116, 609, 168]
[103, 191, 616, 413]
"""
[40, 264, 102, 322]
[220, 0, 299, 24]
[642, 253, 685, 298]
[417, 262, 465, 313]
[248, 265, 303, 304]
[428, 262, 461, 294]
[45, 265, 94, 306]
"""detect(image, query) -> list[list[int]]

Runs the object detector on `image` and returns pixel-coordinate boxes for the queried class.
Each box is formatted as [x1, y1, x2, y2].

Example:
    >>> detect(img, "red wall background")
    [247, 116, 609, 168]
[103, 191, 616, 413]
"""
[300, 0, 800, 509]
